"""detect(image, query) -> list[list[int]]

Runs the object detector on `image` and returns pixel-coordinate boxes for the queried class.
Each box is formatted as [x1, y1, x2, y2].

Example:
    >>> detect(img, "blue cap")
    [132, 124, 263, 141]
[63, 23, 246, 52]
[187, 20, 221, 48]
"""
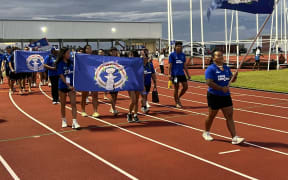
[6, 46, 12, 49]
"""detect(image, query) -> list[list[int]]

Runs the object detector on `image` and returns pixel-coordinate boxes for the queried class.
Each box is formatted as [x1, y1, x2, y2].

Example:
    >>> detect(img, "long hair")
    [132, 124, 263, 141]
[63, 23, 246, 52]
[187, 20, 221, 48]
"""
[56, 47, 71, 66]
[84, 44, 92, 54]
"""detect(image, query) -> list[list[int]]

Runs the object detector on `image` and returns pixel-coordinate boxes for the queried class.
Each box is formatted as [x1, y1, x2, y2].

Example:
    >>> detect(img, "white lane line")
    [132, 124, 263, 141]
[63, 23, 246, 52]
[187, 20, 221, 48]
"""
[157, 78, 288, 103]
[0, 155, 20, 180]
[117, 93, 288, 156]
[39, 86, 258, 180]
[9, 92, 138, 180]
[219, 149, 241, 155]
[156, 88, 288, 120]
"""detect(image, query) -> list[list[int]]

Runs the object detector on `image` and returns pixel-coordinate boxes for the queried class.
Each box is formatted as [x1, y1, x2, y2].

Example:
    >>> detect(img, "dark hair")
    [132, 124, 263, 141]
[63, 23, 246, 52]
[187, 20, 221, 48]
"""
[175, 41, 183, 46]
[56, 47, 71, 66]
[84, 44, 92, 54]
[110, 47, 118, 52]
[210, 49, 223, 65]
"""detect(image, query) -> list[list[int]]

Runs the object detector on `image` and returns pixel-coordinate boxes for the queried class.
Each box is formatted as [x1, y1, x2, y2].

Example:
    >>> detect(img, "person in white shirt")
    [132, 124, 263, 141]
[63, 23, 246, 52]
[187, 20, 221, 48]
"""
[158, 50, 165, 74]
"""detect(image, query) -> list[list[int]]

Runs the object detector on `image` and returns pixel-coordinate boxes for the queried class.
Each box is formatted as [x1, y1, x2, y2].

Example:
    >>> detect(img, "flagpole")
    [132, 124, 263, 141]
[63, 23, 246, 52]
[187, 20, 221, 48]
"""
[284, 0, 287, 63]
[200, 0, 205, 69]
[276, 0, 279, 70]
[170, 0, 174, 50]
[190, 0, 194, 64]
[268, 12, 275, 71]
[256, 14, 259, 47]
[167, 0, 171, 54]
[236, 11, 240, 69]
[225, 9, 228, 63]
[228, 11, 235, 65]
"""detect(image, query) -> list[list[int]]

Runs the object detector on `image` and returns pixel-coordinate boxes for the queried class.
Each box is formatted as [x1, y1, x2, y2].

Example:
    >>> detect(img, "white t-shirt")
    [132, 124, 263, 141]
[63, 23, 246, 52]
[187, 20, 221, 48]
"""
[159, 54, 165, 66]
[256, 49, 261, 56]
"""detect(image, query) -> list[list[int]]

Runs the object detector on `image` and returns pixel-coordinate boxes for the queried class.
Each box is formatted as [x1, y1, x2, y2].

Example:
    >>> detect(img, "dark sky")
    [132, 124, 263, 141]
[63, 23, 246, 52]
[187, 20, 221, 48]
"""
[0, 0, 277, 42]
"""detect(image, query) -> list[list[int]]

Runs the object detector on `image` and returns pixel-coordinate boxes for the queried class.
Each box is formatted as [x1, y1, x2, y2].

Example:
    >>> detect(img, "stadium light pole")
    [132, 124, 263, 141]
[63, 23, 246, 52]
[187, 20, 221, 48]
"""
[225, 9, 228, 63]
[284, 2, 287, 63]
[276, 0, 279, 70]
[236, 11, 239, 69]
[167, 0, 171, 54]
[268, 12, 275, 71]
[228, 11, 235, 65]
[256, 14, 259, 47]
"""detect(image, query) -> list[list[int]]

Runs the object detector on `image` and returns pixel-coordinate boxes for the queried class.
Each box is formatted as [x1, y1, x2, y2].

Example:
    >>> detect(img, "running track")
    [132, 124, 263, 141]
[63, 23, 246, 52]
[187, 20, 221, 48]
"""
[0, 73, 288, 179]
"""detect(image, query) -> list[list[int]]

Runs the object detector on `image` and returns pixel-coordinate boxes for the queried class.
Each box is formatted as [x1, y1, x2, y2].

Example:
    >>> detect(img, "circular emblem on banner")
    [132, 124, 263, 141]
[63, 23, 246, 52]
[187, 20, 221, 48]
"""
[26, 54, 44, 71]
[94, 61, 127, 91]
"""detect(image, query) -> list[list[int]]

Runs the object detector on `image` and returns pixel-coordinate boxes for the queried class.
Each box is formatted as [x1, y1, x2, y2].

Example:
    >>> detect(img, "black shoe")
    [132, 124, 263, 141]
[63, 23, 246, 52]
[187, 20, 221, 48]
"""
[127, 114, 133, 123]
[133, 115, 140, 123]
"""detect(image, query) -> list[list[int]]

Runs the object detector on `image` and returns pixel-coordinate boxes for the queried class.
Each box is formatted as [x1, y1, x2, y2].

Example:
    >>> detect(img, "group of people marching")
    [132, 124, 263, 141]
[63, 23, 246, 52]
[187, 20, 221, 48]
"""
[0, 41, 245, 145]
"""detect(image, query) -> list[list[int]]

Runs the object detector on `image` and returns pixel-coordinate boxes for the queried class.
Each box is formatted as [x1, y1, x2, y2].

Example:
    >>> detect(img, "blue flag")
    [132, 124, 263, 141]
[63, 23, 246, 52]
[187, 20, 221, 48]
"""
[29, 38, 49, 48]
[74, 54, 144, 92]
[15, 50, 50, 73]
[207, 0, 275, 19]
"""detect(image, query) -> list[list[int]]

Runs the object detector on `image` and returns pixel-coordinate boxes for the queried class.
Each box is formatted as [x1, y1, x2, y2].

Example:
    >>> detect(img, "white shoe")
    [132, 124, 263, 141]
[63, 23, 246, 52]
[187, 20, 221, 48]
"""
[48, 83, 51, 87]
[202, 132, 214, 141]
[52, 101, 57, 105]
[141, 107, 145, 112]
[232, 136, 245, 145]
[72, 119, 80, 129]
[86, 97, 90, 104]
[62, 119, 68, 128]
[146, 102, 151, 108]
[40, 82, 43, 86]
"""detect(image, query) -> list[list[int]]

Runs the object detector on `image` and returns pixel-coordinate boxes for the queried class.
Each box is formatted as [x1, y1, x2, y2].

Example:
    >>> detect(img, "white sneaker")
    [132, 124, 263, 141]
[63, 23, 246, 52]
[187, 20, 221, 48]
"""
[232, 136, 245, 145]
[33, 83, 37, 87]
[72, 119, 80, 129]
[62, 119, 68, 128]
[202, 132, 214, 141]
[146, 102, 151, 108]
[52, 101, 57, 105]
[141, 107, 145, 112]
[86, 97, 90, 104]
[48, 83, 51, 87]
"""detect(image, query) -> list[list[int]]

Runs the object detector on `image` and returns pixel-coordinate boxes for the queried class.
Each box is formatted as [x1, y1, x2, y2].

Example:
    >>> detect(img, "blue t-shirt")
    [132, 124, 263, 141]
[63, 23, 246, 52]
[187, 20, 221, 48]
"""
[44, 55, 58, 77]
[57, 60, 74, 89]
[205, 64, 232, 96]
[144, 62, 155, 86]
[0, 54, 3, 68]
[169, 52, 186, 76]
[8, 55, 15, 69]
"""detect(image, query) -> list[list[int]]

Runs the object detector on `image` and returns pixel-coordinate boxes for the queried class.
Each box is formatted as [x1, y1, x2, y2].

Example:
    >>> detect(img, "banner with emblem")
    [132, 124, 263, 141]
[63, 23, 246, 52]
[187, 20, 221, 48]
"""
[14, 50, 50, 73]
[207, 0, 275, 19]
[74, 53, 144, 92]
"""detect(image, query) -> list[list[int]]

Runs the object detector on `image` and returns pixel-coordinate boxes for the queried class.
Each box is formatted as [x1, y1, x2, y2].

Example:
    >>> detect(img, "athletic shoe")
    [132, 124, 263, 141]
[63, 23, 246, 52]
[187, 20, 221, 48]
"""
[72, 119, 80, 129]
[232, 136, 245, 145]
[133, 115, 140, 123]
[112, 109, 119, 116]
[48, 83, 51, 87]
[86, 97, 90, 104]
[104, 96, 109, 100]
[176, 104, 182, 108]
[146, 101, 151, 108]
[92, 112, 100, 118]
[52, 101, 57, 105]
[127, 114, 134, 123]
[202, 132, 214, 141]
[62, 119, 68, 128]
[33, 83, 37, 87]
[28, 88, 32, 93]
[81, 112, 88, 117]
[40, 82, 43, 86]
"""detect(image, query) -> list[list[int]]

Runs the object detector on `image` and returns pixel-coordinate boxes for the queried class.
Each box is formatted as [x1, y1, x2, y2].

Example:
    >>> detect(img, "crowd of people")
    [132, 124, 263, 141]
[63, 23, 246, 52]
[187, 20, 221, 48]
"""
[0, 41, 245, 145]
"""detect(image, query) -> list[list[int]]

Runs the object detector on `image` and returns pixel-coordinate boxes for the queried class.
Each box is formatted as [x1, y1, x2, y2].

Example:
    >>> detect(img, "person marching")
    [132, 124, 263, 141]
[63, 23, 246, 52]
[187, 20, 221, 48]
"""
[81, 45, 100, 118]
[8, 47, 21, 94]
[141, 52, 157, 114]
[202, 49, 245, 145]
[56, 47, 80, 129]
[3, 46, 13, 92]
[127, 50, 141, 123]
[44, 48, 59, 104]
[98, 49, 109, 101]
[108, 47, 119, 116]
[168, 41, 190, 108]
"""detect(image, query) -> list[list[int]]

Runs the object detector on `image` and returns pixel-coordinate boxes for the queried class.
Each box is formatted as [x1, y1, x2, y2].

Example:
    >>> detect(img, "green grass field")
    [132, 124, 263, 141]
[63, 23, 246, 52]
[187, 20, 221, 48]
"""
[190, 69, 288, 93]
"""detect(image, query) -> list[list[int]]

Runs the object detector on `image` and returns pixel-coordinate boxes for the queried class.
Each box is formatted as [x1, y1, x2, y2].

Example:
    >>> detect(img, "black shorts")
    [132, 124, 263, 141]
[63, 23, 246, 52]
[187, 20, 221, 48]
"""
[59, 88, 71, 93]
[207, 92, 233, 110]
[9, 72, 19, 81]
[172, 75, 187, 84]
[109, 91, 118, 95]
[5, 69, 10, 77]
[144, 84, 151, 93]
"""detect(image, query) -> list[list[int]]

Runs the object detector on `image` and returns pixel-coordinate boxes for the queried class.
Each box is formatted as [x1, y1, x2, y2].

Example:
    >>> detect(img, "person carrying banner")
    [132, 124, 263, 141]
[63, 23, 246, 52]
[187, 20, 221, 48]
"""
[44, 48, 59, 104]
[81, 45, 100, 118]
[3, 46, 13, 91]
[8, 47, 21, 94]
[141, 53, 157, 114]
[202, 49, 245, 145]
[21, 47, 33, 93]
[109, 47, 120, 116]
[98, 49, 109, 101]
[127, 50, 141, 123]
[168, 41, 190, 108]
[56, 47, 80, 129]
[0, 53, 4, 84]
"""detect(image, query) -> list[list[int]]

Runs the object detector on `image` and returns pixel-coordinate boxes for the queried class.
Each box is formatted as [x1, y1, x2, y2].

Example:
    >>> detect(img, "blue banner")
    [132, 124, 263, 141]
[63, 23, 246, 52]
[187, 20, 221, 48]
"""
[29, 38, 49, 48]
[15, 50, 50, 73]
[208, 0, 274, 19]
[74, 54, 144, 92]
